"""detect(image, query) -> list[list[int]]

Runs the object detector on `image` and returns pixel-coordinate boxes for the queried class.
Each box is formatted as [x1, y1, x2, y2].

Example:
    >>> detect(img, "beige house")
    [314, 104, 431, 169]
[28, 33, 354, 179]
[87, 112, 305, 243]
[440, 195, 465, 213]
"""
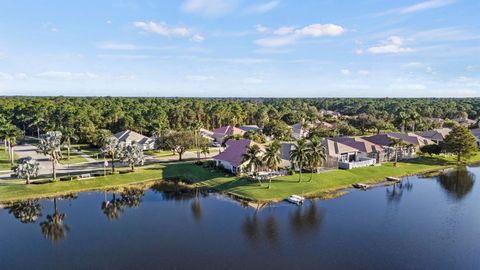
[113, 130, 155, 150]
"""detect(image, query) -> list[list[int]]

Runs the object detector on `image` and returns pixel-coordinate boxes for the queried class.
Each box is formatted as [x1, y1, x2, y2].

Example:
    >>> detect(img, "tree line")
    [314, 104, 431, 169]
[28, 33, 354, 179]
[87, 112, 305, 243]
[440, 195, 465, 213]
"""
[1, 97, 479, 147]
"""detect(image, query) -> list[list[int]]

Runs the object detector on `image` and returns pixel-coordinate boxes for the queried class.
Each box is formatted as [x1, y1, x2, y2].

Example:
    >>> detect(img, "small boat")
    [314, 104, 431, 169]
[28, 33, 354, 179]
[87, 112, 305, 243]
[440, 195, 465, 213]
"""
[386, 177, 400, 182]
[352, 183, 370, 190]
[287, 195, 305, 205]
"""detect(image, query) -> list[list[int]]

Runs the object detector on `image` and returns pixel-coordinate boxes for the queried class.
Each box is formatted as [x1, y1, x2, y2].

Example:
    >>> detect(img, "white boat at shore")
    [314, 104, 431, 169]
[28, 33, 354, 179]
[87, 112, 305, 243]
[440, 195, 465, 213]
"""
[352, 183, 371, 190]
[287, 195, 305, 205]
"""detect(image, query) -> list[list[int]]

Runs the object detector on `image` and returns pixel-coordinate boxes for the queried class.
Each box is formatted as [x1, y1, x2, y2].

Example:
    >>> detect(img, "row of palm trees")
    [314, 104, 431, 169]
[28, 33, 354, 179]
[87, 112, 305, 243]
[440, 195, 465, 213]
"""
[242, 138, 326, 189]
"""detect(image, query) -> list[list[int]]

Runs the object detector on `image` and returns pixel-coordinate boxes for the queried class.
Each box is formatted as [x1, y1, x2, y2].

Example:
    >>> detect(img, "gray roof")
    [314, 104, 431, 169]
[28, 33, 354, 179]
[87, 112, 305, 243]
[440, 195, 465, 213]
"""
[114, 130, 153, 145]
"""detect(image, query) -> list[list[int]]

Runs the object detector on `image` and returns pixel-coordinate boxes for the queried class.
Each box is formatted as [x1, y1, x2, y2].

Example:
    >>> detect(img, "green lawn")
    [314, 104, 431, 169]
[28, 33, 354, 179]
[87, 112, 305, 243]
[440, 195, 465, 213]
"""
[144, 149, 176, 158]
[59, 149, 90, 165]
[1, 153, 479, 203]
[71, 144, 100, 160]
[0, 146, 14, 171]
[0, 165, 165, 202]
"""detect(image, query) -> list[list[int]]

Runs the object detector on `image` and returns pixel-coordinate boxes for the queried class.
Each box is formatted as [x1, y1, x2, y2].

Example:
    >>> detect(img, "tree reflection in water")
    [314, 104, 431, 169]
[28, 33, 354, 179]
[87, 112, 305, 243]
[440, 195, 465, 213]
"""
[151, 182, 197, 201]
[101, 193, 124, 220]
[5, 200, 42, 224]
[290, 202, 325, 237]
[386, 180, 414, 204]
[191, 189, 203, 222]
[437, 168, 475, 200]
[120, 187, 145, 208]
[242, 210, 279, 247]
[40, 198, 69, 242]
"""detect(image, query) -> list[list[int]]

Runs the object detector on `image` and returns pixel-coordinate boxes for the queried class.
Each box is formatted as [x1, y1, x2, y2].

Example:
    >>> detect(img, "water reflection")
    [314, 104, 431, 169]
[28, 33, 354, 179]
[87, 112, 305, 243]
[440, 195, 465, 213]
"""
[120, 188, 145, 208]
[290, 202, 325, 237]
[101, 194, 125, 220]
[437, 168, 475, 200]
[40, 198, 69, 242]
[5, 200, 42, 224]
[386, 180, 414, 204]
[242, 211, 280, 247]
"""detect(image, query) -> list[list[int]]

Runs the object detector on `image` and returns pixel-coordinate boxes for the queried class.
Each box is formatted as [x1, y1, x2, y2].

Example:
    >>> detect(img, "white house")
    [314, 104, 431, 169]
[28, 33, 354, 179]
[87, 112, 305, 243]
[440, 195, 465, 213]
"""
[213, 139, 263, 175]
[113, 130, 155, 150]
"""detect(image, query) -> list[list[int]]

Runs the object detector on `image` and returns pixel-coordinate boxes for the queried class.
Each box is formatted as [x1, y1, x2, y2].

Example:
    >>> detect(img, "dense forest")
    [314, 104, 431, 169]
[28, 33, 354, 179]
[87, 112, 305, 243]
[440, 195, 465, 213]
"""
[0, 97, 479, 145]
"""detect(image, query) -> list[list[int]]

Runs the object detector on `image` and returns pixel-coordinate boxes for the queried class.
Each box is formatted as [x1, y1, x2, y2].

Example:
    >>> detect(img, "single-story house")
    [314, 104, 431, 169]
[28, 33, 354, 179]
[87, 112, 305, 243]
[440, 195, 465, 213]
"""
[323, 138, 376, 169]
[213, 139, 263, 175]
[290, 122, 310, 140]
[114, 130, 155, 150]
[321, 110, 342, 118]
[453, 117, 477, 127]
[331, 136, 388, 163]
[362, 132, 434, 160]
[416, 128, 451, 144]
[210, 126, 246, 143]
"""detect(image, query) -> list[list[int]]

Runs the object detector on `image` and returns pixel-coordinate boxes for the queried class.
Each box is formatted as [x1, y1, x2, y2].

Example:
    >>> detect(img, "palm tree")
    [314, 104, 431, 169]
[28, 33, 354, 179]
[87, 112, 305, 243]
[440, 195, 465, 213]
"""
[410, 111, 420, 132]
[262, 141, 281, 189]
[290, 139, 309, 182]
[306, 138, 326, 182]
[191, 121, 203, 162]
[1, 123, 22, 165]
[101, 136, 119, 172]
[14, 157, 40, 184]
[59, 126, 78, 161]
[242, 144, 263, 186]
[389, 138, 405, 167]
[399, 111, 408, 133]
[37, 131, 62, 180]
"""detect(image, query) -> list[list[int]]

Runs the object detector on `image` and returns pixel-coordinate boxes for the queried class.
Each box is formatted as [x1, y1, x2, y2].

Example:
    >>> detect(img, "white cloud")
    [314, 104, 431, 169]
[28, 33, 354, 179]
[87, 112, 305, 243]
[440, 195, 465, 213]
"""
[340, 69, 350, 75]
[181, 0, 237, 17]
[244, 1, 279, 14]
[295, 24, 345, 37]
[255, 35, 298, 48]
[133, 21, 204, 42]
[255, 23, 345, 48]
[0, 52, 5, 60]
[186, 75, 215, 81]
[134, 21, 190, 37]
[191, 34, 205, 42]
[255, 24, 270, 33]
[399, 0, 455, 14]
[274, 26, 295, 35]
[106, 20, 112, 24]
[367, 36, 415, 54]
[36, 71, 98, 80]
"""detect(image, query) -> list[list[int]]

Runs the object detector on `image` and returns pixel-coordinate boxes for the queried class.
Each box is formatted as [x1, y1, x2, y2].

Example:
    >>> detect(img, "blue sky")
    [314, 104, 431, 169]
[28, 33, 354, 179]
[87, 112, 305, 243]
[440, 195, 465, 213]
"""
[0, 0, 479, 97]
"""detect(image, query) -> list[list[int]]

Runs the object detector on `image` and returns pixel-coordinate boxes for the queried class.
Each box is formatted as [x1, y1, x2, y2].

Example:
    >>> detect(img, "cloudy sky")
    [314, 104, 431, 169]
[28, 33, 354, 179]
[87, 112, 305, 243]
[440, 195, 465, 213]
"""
[0, 0, 479, 97]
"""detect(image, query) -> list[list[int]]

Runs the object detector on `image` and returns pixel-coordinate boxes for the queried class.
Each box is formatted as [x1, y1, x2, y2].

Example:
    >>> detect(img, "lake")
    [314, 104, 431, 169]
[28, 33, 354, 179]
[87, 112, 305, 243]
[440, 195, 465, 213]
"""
[1, 166, 480, 270]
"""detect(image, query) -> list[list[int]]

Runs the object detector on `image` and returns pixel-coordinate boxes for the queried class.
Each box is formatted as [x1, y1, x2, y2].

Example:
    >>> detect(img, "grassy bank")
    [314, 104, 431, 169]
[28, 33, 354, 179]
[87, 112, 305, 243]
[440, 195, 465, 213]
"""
[0, 147, 14, 171]
[1, 153, 479, 203]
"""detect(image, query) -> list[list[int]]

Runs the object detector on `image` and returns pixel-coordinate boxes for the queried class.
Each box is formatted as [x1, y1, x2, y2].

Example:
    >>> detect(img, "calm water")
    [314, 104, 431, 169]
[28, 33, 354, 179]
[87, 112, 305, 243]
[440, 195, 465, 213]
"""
[1, 167, 480, 270]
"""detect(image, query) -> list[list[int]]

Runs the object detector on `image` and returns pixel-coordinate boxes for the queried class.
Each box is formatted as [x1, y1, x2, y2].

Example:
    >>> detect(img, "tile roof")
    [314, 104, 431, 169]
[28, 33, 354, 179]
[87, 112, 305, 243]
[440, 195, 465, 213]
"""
[213, 139, 260, 167]
[212, 126, 246, 136]
[362, 132, 433, 147]
[113, 130, 153, 145]
[331, 136, 385, 153]
[416, 128, 451, 141]
[323, 138, 359, 157]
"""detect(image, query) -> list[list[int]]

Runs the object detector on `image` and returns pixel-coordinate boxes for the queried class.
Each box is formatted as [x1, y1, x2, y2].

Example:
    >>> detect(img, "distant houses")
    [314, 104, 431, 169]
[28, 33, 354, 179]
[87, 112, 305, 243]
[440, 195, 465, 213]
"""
[113, 130, 155, 150]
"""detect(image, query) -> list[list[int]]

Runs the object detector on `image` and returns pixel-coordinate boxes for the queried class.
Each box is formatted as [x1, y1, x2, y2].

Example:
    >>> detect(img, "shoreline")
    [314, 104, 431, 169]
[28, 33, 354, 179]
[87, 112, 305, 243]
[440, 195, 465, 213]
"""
[0, 155, 478, 204]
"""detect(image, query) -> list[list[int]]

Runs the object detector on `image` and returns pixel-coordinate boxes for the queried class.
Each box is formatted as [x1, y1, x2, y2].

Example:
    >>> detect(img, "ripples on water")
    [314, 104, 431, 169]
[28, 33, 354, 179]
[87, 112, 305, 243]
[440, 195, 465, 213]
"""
[1, 166, 480, 270]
